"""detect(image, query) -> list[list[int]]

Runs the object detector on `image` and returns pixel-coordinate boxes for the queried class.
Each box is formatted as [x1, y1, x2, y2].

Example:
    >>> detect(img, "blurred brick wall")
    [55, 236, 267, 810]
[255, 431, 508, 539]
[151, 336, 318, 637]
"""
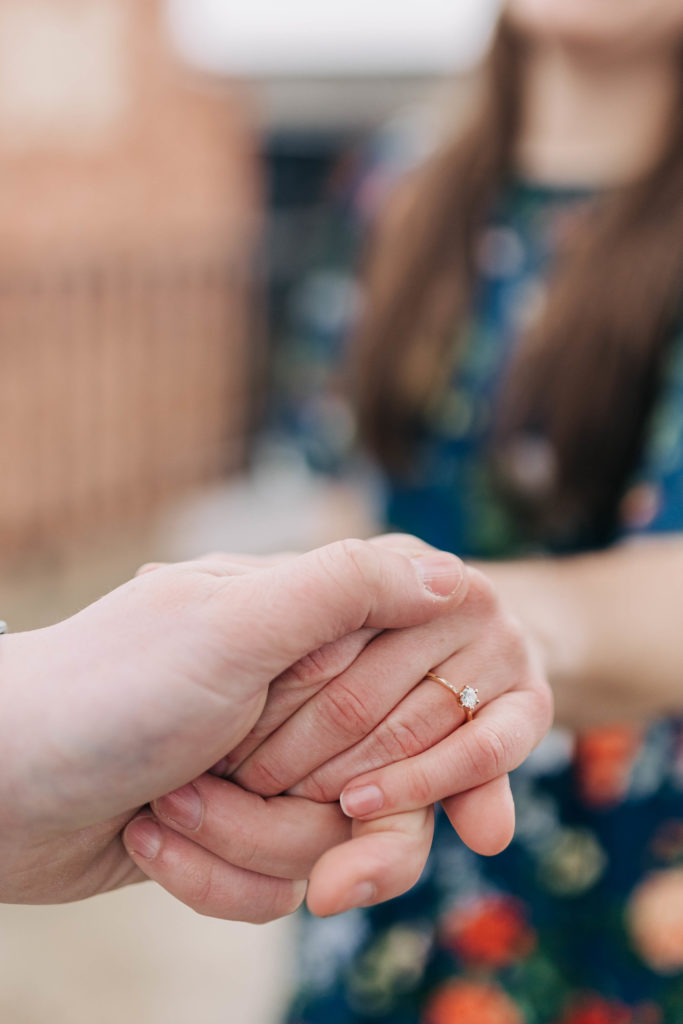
[0, 0, 261, 560]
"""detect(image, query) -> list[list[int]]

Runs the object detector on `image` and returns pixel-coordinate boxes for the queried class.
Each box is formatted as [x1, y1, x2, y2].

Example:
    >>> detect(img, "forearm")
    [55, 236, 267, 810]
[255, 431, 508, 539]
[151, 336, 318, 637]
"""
[478, 535, 683, 728]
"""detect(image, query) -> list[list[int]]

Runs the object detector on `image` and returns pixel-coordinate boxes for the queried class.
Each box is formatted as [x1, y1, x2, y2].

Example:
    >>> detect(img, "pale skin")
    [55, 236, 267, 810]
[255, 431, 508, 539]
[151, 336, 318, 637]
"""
[138, 0, 683, 917]
[512, 11, 682, 187]
[129, 538, 550, 917]
[0, 539, 485, 916]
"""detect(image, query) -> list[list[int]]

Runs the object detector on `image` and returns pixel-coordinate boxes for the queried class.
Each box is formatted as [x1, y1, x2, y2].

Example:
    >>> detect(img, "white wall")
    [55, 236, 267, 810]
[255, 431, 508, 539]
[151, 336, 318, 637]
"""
[166, 0, 502, 78]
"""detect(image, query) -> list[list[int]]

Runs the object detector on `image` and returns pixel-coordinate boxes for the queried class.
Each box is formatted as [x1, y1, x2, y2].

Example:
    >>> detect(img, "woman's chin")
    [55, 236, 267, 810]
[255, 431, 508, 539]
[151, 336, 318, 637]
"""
[505, 0, 683, 55]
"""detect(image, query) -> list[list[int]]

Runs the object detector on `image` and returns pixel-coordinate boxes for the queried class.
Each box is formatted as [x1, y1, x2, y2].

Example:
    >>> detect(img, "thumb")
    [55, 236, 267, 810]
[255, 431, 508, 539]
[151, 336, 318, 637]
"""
[306, 807, 435, 917]
[215, 539, 467, 677]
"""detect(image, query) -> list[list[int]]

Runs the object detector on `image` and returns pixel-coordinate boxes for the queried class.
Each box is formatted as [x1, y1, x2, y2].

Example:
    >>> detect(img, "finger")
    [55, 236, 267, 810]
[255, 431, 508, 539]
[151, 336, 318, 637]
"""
[122, 815, 307, 924]
[338, 681, 553, 819]
[289, 640, 507, 802]
[441, 774, 515, 856]
[224, 627, 379, 773]
[212, 539, 468, 681]
[306, 807, 434, 917]
[232, 571, 494, 796]
[151, 773, 349, 879]
[232, 623, 456, 795]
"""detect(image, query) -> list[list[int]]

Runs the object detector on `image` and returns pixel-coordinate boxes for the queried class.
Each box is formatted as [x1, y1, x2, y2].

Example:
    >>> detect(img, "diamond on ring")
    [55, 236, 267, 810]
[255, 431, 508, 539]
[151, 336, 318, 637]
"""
[458, 685, 480, 712]
[425, 671, 480, 722]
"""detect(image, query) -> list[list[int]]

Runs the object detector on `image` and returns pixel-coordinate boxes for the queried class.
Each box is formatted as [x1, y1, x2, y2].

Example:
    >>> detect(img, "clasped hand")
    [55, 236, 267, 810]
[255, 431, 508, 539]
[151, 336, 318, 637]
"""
[124, 535, 552, 921]
[0, 535, 550, 920]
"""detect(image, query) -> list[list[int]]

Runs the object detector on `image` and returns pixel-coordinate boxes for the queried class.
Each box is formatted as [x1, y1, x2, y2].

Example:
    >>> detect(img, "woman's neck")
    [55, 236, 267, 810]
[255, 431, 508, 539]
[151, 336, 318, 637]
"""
[515, 42, 679, 187]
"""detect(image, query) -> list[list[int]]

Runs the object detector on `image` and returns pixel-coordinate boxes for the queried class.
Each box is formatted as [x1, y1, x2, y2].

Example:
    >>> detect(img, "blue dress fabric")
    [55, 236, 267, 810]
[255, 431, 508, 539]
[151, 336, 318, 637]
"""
[284, 175, 683, 1024]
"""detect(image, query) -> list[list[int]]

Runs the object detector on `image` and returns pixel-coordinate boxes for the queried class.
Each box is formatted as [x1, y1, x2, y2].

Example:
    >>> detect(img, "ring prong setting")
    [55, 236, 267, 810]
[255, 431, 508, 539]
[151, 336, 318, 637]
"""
[458, 685, 480, 712]
[425, 672, 480, 722]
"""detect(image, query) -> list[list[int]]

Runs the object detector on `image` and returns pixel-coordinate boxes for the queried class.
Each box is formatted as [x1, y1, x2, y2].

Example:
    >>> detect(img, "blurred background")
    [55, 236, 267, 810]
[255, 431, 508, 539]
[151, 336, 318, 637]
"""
[0, 1, 499, 1020]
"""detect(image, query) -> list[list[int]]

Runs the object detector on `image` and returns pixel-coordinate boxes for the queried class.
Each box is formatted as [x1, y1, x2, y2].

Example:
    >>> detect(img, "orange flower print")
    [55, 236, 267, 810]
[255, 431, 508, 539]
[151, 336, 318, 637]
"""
[422, 980, 523, 1024]
[574, 725, 644, 808]
[627, 867, 683, 973]
[553, 995, 632, 1024]
[440, 895, 535, 968]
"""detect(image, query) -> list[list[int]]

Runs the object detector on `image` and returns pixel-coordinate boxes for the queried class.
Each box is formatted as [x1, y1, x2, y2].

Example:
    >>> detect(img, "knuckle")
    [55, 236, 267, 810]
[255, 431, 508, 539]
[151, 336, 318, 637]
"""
[376, 715, 429, 762]
[287, 645, 337, 689]
[405, 760, 435, 808]
[295, 770, 335, 804]
[467, 723, 510, 781]
[192, 861, 220, 916]
[318, 680, 373, 741]
[337, 536, 374, 569]
[237, 755, 289, 797]
[331, 538, 381, 592]
[224, 820, 260, 872]
[311, 539, 377, 624]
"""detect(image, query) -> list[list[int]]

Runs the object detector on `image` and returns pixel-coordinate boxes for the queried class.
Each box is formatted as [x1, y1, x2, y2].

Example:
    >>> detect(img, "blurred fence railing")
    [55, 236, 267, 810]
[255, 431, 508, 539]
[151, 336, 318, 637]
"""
[0, 246, 255, 560]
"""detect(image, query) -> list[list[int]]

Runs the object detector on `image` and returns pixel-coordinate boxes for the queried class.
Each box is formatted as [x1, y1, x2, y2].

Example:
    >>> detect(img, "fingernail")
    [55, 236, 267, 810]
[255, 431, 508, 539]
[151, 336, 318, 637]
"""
[155, 783, 203, 831]
[125, 817, 162, 860]
[341, 881, 377, 912]
[340, 784, 384, 818]
[411, 553, 464, 597]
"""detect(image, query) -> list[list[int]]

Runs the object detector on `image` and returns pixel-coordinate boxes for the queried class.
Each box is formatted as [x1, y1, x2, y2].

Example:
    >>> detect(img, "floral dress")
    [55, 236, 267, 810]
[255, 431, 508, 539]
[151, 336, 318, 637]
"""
[283, 170, 683, 1024]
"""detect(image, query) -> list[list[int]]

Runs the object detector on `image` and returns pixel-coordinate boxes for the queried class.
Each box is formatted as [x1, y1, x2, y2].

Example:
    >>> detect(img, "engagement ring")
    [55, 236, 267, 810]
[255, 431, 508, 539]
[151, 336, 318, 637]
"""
[425, 671, 480, 722]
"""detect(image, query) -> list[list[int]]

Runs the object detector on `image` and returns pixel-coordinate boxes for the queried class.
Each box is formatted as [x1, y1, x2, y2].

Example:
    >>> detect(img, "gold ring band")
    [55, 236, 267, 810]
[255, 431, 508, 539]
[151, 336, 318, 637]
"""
[425, 671, 480, 722]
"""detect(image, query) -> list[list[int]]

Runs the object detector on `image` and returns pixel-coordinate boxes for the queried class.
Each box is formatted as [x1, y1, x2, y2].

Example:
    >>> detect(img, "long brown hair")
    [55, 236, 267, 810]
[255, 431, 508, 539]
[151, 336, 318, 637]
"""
[355, 18, 683, 542]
